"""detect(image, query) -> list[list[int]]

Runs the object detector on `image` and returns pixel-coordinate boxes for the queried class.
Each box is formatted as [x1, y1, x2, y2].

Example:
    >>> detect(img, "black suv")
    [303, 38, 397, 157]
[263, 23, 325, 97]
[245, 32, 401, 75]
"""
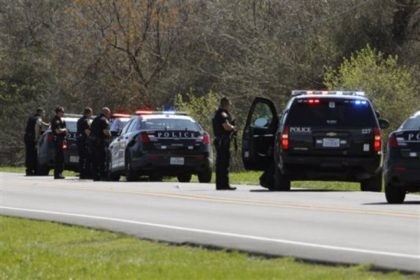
[242, 91, 389, 191]
[107, 111, 213, 182]
[36, 114, 81, 175]
[384, 111, 420, 203]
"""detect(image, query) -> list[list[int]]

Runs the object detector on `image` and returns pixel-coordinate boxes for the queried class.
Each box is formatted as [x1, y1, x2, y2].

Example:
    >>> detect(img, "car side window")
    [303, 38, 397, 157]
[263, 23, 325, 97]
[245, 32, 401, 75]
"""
[250, 103, 274, 128]
[127, 119, 139, 133]
[121, 119, 133, 135]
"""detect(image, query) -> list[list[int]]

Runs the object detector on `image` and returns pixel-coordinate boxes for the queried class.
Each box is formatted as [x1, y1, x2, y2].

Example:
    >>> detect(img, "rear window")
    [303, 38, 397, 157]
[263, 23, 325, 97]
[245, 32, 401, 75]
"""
[400, 116, 420, 130]
[65, 121, 77, 132]
[286, 98, 377, 128]
[140, 118, 200, 131]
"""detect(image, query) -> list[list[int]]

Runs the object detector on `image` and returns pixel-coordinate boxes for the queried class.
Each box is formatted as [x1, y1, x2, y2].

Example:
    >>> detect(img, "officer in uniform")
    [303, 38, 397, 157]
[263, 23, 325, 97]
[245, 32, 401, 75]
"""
[51, 106, 67, 179]
[76, 107, 93, 179]
[24, 108, 46, 176]
[90, 107, 111, 181]
[212, 97, 237, 190]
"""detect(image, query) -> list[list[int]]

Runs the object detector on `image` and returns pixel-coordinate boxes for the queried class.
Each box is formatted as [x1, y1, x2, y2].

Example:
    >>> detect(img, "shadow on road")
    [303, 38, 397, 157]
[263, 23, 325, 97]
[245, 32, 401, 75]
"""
[363, 201, 420, 206]
[249, 189, 348, 193]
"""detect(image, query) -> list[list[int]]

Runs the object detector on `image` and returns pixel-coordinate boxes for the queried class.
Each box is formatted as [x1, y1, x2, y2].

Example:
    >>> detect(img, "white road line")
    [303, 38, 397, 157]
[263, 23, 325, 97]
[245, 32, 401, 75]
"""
[1, 205, 419, 260]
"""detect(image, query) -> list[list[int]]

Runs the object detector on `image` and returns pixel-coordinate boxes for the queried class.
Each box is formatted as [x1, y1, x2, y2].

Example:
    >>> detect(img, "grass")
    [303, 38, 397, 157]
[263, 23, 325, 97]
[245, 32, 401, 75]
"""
[0, 216, 416, 280]
[0, 166, 361, 191]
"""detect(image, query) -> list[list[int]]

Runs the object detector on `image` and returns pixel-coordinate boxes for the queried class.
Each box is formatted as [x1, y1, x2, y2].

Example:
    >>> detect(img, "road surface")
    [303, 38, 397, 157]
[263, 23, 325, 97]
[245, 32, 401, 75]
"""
[1, 172, 419, 272]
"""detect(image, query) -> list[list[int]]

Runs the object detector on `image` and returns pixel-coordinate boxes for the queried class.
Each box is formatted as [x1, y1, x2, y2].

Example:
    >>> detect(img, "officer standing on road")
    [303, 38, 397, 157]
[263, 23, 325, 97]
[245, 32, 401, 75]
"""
[90, 107, 111, 181]
[76, 107, 93, 179]
[24, 108, 47, 176]
[51, 106, 67, 179]
[212, 97, 237, 191]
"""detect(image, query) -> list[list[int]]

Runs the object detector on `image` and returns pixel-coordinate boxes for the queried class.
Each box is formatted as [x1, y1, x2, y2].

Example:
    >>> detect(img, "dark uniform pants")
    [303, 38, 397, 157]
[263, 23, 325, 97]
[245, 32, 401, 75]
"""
[54, 140, 64, 177]
[24, 134, 37, 175]
[92, 139, 106, 180]
[215, 136, 231, 189]
[77, 138, 91, 178]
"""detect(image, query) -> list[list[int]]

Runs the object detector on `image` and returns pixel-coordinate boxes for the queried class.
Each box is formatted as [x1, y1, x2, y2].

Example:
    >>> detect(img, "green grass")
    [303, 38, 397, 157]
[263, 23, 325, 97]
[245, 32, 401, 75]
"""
[0, 166, 362, 191]
[0, 216, 415, 280]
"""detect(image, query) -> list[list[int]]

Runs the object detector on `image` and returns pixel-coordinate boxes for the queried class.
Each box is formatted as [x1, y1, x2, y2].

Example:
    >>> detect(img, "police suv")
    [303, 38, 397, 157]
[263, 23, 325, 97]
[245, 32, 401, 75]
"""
[242, 90, 389, 191]
[107, 111, 213, 182]
[384, 111, 420, 203]
[37, 114, 81, 175]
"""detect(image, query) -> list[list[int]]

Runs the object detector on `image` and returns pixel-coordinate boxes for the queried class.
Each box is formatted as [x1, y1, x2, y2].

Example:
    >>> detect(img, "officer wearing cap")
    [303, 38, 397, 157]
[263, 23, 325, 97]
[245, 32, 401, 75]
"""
[90, 107, 111, 181]
[51, 106, 67, 179]
[76, 107, 93, 179]
[24, 108, 47, 176]
[212, 97, 237, 190]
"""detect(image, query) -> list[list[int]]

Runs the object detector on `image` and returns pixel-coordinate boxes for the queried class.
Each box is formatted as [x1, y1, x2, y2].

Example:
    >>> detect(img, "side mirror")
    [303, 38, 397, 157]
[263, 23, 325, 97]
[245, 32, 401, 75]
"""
[379, 119, 390, 129]
[254, 118, 268, 128]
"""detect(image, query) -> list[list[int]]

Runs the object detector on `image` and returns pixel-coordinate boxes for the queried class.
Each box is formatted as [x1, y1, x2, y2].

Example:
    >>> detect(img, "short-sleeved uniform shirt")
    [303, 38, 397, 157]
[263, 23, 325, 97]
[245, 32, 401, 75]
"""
[91, 114, 109, 140]
[212, 108, 232, 137]
[51, 115, 66, 141]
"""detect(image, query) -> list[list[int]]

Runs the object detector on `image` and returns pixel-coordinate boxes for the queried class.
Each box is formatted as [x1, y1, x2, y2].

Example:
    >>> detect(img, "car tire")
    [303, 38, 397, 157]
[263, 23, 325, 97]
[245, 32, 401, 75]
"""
[36, 164, 50, 176]
[385, 183, 406, 204]
[271, 166, 290, 191]
[149, 174, 163, 182]
[198, 168, 212, 183]
[360, 172, 382, 192]
[125, 156, 138, 182]
[177, 173, 192, 183]
[107, 170, 120, 182]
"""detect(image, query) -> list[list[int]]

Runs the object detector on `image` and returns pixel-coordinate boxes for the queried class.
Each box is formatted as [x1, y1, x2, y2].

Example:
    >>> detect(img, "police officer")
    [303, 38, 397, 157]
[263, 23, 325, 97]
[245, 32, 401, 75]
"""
[212, 97, 237, 190]
[24, 108, 47, 176]
[76, 107, 93, 179]
[51, 106, 67, 179]
[90, 107, 111, 181]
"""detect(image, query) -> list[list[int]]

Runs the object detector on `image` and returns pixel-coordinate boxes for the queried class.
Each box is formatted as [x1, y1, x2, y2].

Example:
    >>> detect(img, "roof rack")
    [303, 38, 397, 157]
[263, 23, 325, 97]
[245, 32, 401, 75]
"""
[135, 110, 189, 116]
[291, 90, 365, 97]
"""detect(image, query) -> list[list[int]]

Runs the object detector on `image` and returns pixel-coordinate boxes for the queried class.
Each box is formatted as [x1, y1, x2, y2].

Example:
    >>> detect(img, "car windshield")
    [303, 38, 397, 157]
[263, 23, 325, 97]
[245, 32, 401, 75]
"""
[286, 98, 377, 128]
[140, 118, 200, 131]
[399, 116, 420, 130]
[64, 121, 77, 132]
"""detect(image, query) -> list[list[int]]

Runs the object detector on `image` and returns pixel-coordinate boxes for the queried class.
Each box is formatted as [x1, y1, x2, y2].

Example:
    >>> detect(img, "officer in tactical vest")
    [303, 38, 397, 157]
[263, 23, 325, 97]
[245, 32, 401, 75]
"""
[24, 108, 47, 176]
[51, 106, 68, 179]
[212, 97, 237, 190]
[90, 107, 111, 181]
[77, 107, 93, 179]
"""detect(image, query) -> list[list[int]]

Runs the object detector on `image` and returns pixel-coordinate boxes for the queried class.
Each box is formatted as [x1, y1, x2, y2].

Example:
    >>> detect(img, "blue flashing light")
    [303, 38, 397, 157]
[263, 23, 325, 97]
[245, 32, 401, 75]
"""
[354, 100, 367, 106]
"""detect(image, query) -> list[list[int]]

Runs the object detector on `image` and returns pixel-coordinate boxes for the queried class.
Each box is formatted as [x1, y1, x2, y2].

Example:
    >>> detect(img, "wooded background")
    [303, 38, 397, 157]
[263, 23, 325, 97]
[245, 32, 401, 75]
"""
[1, 0, 419, 167]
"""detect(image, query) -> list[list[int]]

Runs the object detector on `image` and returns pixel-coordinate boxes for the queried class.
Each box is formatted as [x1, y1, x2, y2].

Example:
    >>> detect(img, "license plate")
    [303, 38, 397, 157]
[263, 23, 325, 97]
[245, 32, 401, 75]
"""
[69, 155, 79, 163]
[322, 138, 340, 148]
[170, 157, 184, 165]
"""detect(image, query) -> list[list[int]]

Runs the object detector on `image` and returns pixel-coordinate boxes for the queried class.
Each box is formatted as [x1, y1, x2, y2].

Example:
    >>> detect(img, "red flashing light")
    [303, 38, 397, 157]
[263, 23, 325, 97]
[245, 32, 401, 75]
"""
[112, 113, 131, 118]
[62, 141, 68, 150]
[308, 99, 320, 104]
[373, 128, 381, 152]
[280, 126, 289, 150]
[135, 110, 153, 115]
[140, 132, 150, 143]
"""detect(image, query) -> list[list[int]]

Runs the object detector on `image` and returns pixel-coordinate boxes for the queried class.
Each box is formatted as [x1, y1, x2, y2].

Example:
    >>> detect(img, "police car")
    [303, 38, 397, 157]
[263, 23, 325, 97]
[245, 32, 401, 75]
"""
[36, 114, 81, 175]
[106, 111, 213, 182]
[384, 111, 420, 203]
[242, 91, 389, 191]
[110, 113, 131, 139]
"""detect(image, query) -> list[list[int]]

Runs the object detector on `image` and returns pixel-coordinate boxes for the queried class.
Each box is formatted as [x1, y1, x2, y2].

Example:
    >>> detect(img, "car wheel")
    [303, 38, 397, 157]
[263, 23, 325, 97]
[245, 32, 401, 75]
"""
[177, 173, 192, 183]
[360, 172, 382, 192]
[149, 174, 163, 182]
[125, 156, 138, 182]
[36, 164, 50, 176]
[385, 183, 406, 204]
[271, 166, 290, 191]
[107, 170, 120, 182]
[198, 168, 212, 183]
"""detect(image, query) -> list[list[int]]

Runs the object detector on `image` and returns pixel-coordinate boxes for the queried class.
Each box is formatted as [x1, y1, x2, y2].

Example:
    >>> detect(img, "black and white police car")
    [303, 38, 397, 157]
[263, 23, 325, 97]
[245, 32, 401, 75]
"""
[107, 111, 213, 182]
[36, 114, 81, 175]
[242, 90, 389, 191]
[384, 111, 420, 203]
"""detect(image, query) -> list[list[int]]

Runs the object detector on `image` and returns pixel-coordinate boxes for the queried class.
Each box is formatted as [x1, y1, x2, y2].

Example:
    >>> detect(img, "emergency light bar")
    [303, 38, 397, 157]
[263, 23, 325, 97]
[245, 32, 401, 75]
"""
[135, 110, 188, 116]
[291, 90, 365, 97]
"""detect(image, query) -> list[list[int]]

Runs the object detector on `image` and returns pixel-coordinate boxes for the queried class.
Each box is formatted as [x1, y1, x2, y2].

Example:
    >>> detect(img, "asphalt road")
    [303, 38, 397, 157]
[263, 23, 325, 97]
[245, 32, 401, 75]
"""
[1, 172, 419, 272]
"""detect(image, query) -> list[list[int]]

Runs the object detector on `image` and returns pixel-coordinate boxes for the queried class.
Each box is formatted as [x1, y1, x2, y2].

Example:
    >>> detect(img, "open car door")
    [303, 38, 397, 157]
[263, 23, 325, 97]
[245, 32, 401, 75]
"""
[242, 97, 278, 170]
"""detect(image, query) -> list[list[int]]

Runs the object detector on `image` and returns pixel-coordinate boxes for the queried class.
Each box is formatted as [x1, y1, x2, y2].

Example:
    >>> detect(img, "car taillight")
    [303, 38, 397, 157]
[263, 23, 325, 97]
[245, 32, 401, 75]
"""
[388, 134, 399, 148]
[202, 133, 210, 145]
[373, 128, 381, 152]
[139, 132, 150, 143]
[62, 141, 68, 150]
[279, 126, 289, 150]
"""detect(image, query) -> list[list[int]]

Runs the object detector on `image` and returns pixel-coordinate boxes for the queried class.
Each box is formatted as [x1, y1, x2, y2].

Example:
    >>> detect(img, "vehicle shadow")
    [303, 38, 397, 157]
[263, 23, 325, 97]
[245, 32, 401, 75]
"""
[249, 189, 349, 193]
[363, 201, 420, 205]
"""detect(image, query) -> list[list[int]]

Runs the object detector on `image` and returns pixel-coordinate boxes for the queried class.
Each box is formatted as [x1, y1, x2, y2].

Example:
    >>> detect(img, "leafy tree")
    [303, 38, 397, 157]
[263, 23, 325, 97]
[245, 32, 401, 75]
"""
[324, 45, 419, 130]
